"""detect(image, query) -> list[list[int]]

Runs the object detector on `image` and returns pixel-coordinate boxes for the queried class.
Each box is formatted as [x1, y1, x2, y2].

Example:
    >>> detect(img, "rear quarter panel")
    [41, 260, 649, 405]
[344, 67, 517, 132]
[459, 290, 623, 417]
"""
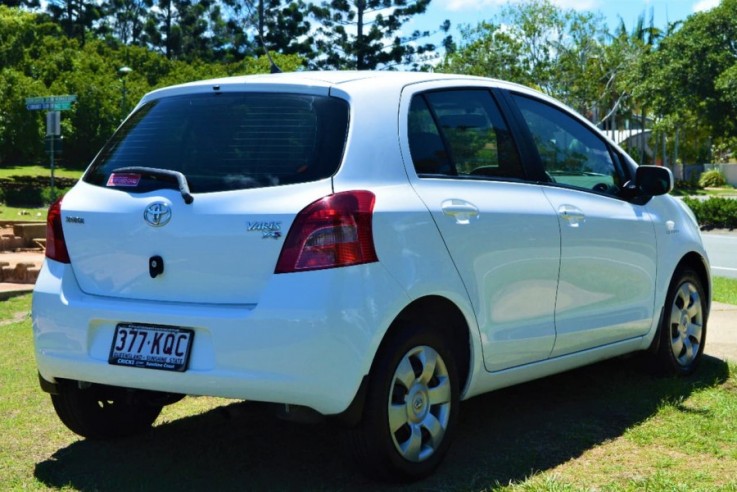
[331, 81, 484, 398]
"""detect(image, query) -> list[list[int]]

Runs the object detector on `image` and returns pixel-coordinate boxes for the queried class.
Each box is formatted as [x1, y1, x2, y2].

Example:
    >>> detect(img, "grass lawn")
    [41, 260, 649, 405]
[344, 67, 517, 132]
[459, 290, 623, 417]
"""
[671, 186, 737, 197]
[0, 205, 47, 222]
[0, 165, 83, 180]
[714, 276, 737, 305]
[0, 166, 81, 222]
[1, 292, 736, 491]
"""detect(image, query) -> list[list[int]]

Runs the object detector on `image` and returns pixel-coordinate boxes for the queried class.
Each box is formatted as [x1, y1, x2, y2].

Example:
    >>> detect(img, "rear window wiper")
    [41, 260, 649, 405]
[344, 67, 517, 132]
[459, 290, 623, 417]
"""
[113, 167, 194, 204]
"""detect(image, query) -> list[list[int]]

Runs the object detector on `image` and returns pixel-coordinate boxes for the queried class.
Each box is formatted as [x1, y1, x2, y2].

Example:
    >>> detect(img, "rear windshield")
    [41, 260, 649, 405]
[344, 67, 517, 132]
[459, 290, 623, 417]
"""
[84, 92, 349, 193]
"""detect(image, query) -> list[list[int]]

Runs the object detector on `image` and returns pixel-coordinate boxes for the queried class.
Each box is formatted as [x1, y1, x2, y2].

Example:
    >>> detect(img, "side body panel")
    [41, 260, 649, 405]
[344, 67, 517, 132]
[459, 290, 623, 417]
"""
[542, 186, 658, 356]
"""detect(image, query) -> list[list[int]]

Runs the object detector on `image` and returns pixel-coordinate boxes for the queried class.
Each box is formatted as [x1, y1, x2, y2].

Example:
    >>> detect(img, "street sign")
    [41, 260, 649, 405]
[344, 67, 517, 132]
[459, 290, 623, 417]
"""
[25, 95, 75, 201]
[25, 95, 77, 111]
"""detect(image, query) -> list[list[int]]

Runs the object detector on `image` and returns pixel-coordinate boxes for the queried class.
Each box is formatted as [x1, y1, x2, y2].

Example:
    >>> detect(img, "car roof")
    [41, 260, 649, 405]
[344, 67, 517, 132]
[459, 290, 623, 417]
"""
[139, 71, 541, 104]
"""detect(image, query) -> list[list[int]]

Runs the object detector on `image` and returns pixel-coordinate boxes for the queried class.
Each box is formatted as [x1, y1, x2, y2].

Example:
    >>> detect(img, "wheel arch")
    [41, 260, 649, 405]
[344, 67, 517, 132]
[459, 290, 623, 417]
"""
[335, 295, 475, 427]
[673, 252, 711, 313]
[383, 295, 472, 398]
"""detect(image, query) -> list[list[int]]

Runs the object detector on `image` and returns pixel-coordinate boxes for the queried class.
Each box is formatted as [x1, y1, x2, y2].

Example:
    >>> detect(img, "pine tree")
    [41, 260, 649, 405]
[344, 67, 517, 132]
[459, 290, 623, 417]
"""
[309, 0, 437, 70]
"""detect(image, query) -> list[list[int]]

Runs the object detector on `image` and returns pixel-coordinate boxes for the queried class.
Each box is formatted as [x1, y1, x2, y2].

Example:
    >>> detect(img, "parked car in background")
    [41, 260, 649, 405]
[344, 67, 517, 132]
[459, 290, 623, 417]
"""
[33, 71, 710, 481]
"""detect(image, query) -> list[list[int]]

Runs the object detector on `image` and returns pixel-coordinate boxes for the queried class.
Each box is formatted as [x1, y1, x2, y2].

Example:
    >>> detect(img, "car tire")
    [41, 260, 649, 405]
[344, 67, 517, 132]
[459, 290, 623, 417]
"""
[348, 322, 460, 481]
[51, 381, 163, 439]
[652, 267, 707, 376]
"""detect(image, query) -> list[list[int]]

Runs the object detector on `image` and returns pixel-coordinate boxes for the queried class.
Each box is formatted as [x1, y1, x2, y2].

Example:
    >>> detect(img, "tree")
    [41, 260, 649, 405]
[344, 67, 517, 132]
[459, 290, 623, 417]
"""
[438, 21, 527, 81]
[0, 6, 304, 168]
[638, 0, 737, 147]
[45, 0, 101, 43]
[1, 0, 41, 8]
[309, 0, 440, 69]
[439, 0, 610, 118]
[261, 0, 315, 61]
[97, 0, 150, 46]
[141, 0, 181, 59]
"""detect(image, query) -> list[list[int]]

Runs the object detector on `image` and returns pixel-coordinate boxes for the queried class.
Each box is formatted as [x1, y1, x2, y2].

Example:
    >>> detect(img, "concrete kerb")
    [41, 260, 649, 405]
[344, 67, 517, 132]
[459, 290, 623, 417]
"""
[0, 283, 34, 301]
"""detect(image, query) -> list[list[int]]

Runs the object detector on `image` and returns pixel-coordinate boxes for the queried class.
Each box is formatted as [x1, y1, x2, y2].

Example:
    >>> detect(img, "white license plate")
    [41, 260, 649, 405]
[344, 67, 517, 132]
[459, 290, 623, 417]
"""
[109, 323, 194, 372]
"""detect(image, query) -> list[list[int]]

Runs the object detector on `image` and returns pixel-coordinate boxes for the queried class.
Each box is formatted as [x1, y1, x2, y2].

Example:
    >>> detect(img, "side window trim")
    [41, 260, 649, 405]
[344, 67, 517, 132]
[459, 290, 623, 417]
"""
[492, 88, 550, 183]
[417, 93, 459, 176]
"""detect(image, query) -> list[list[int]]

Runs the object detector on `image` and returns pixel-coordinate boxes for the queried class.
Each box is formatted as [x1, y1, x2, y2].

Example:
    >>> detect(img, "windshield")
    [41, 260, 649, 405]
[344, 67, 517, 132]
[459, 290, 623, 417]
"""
[84, 92, 349, 193]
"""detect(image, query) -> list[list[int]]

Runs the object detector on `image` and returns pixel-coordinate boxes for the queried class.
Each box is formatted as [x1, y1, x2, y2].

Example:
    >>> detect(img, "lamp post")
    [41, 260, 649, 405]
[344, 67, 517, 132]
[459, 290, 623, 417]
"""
[119, 66, 132, 120]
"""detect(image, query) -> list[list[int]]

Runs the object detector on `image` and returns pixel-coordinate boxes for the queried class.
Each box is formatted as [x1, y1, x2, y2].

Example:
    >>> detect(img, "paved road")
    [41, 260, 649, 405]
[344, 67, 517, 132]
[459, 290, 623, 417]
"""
[702, 232, 737, 279]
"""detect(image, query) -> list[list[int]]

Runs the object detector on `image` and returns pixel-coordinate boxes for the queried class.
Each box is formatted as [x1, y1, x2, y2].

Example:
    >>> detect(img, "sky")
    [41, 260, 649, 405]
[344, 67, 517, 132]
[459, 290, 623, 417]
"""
[406, 0, 721, 52]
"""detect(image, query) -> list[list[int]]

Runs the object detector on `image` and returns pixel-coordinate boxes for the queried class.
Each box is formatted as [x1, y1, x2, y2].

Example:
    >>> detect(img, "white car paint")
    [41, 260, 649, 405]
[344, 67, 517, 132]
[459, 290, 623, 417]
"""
[33, 71, 710, 421]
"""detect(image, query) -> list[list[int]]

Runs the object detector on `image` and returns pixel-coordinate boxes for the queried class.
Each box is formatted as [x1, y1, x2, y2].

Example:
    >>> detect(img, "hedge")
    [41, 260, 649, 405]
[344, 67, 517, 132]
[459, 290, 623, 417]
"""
[0, 175, 78, 207]
[682, 196, 737, 230]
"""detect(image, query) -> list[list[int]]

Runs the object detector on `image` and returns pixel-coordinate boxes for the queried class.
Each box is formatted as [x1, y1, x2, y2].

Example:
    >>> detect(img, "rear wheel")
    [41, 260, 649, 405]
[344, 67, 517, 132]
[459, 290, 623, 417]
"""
[349, 323, 460, 481]
[653, 268, 707, 376]
[51, 381, 163, 439]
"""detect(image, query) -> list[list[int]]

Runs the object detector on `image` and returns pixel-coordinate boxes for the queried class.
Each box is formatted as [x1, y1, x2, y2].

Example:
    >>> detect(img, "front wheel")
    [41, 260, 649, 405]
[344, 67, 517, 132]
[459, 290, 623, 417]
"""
[348, 324, 460, 481]
[652, 268, 708, 376]
[51, 381, 163, 439]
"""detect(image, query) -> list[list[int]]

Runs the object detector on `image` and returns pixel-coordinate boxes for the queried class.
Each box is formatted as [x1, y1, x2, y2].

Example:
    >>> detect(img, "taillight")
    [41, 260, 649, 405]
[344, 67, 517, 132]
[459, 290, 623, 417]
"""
[46, 196, 70, 264]
[275, 191, 378, 273]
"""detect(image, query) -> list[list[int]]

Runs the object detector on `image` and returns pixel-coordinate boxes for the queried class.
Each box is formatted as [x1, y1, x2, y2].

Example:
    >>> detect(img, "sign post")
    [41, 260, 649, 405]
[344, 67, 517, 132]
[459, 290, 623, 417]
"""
[25, 95, 76, 200]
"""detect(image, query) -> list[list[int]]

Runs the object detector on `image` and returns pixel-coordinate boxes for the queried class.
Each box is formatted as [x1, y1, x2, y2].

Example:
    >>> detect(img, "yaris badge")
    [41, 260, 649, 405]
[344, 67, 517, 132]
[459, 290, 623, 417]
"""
[247, 221, 282, 239]
[144, 202, 172, 227]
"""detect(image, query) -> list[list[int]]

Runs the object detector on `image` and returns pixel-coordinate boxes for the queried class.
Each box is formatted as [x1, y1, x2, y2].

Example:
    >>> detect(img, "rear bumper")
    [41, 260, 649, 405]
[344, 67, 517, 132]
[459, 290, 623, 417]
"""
[32, 259, 409, 415]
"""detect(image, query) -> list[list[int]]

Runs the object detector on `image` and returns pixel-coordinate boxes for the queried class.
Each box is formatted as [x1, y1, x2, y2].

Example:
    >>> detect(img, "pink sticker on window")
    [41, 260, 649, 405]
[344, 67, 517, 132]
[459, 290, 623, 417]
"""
[107, 173, 141, 187]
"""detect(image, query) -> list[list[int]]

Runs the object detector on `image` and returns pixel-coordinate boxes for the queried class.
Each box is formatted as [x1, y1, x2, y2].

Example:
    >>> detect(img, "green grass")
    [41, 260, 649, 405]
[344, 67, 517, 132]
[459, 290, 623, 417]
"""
[671, 185, 737, 197]
[0, 165, 80, 221]
[0, 205, 47, 222]
[0, 165, 83, 180]
[714, 277, 737, 305]
[2, 294, 737, 490]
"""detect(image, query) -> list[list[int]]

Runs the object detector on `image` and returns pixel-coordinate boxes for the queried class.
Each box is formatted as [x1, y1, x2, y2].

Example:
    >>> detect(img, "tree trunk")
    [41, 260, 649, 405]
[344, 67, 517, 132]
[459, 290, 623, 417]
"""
[356, 0, 365, 69]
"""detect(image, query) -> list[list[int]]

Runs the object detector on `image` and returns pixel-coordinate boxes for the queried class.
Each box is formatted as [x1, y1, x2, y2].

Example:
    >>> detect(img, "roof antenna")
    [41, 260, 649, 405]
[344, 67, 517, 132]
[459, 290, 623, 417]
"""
[243, 0, 282, 73]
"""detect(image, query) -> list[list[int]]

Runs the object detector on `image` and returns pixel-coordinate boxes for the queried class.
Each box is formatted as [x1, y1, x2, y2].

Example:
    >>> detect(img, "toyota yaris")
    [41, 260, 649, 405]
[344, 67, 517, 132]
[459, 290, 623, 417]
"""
[33, 71, 710, 480]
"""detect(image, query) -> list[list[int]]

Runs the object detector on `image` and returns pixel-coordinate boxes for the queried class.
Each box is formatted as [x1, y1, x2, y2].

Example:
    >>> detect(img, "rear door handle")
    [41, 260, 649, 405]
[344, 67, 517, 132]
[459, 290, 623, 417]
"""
[441, 199, 479, 225]
[558, 204, 585, 227]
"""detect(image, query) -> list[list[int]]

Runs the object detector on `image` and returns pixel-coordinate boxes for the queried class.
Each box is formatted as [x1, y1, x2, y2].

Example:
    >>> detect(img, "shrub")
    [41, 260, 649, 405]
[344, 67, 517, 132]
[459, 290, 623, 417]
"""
[41, 186, 71, 205]
[0, 176, 77, 207]
[682, 197, 737, 229]
[698, 169, 728, 188]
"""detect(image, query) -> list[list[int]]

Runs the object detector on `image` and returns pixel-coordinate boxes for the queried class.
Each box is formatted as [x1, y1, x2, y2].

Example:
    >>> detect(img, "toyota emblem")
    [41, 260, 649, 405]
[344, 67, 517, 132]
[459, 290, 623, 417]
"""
[144, 202, 172, 227]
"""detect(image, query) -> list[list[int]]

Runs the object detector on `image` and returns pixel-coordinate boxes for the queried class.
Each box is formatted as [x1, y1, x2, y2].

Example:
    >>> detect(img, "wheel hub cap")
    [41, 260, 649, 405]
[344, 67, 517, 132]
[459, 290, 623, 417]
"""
[408, 386, 429, 422]
[669, 281, 704, 366]
[387, 345, 452, 463]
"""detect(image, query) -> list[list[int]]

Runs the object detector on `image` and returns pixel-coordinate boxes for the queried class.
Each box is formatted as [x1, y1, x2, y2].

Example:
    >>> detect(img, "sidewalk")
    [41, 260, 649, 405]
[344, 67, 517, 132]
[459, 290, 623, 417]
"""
[706, 302, 737, 363]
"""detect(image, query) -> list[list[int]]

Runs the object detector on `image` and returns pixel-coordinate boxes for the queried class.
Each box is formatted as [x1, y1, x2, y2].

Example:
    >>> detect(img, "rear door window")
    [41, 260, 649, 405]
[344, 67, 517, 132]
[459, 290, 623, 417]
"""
[84, 93, 349, 193]
[408, 90, 524, 180]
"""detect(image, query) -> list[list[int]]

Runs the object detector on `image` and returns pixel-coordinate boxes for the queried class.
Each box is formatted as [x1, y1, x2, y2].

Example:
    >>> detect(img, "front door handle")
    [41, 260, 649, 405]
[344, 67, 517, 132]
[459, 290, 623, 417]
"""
[441, 199, 479, 225]
[558, 204, 585, 227]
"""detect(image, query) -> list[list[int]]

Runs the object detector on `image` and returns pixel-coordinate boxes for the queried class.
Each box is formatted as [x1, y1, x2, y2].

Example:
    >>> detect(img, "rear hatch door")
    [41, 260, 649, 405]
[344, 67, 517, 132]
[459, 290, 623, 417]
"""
[60, 89, 349, 304]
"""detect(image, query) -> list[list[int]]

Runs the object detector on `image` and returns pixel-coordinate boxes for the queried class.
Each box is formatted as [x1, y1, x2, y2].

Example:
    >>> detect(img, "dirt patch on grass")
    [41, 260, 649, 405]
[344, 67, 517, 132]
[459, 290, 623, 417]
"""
[0, 311, 29, 327]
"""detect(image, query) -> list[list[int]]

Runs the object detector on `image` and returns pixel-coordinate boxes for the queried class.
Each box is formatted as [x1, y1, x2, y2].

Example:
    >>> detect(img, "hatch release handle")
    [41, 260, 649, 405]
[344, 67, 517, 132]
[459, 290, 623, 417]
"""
[149, 255, 164, 278]
[115, 166, 194, 205]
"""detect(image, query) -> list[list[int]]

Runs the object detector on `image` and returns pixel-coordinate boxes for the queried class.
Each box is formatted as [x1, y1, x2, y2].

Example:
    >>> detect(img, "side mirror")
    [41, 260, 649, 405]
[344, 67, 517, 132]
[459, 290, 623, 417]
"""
[634, 165, 673, 197]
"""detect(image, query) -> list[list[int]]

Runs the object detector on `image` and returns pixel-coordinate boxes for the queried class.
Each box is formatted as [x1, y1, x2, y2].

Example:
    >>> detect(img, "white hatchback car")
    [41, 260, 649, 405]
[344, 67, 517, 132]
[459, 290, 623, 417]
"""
[33, 71, 710, 480]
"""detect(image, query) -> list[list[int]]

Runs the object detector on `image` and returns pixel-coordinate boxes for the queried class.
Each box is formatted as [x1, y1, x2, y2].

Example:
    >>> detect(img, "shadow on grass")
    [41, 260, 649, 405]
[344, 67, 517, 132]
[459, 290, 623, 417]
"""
[34, 356, 730, 491]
